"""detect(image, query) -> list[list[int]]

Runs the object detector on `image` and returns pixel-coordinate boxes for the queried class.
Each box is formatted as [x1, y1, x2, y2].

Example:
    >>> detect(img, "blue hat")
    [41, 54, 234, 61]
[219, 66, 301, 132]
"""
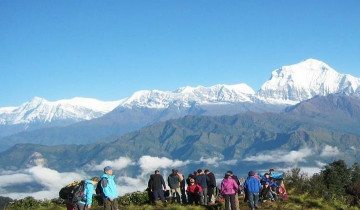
[104, 166, 113, 172]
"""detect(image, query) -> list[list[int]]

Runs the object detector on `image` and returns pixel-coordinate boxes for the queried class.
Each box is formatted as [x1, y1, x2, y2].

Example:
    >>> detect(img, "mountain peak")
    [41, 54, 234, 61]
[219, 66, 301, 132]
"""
[258, 59, 360, 103]
[120, 83, 255, 109]
[29, 96, 47, 105]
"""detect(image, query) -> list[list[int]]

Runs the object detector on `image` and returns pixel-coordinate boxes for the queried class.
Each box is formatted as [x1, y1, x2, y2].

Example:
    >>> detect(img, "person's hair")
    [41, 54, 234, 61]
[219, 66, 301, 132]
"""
[226, 170, 233, 175]
[224, 173, 231, 179]
[204, 169, 210, 173]
[91, 177, 100, 182]
[155, 170, 160, 174]
[197, 169, 202, 173]
[269, 169, 275, 172]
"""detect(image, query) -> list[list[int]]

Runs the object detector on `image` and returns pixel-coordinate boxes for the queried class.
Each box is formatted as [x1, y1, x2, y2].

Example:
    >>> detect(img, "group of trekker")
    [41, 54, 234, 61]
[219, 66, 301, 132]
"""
[147, 169, 216, 206]
[147, 168, 287, 210]
[64, 166, 286, 210]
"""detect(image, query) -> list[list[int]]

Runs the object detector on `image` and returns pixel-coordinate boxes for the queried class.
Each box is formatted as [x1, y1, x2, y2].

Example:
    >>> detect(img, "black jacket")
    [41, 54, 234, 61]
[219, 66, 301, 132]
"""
[149, 174, 166, 190]
[206, 172, 216, 188]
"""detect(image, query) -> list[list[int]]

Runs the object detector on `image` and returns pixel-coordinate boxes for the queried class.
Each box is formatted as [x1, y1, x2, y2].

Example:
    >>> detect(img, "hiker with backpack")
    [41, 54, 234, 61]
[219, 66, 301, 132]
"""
[59, 177, 100, 210]
[75, 177, 100, 210]
[100, 166, 119, 210]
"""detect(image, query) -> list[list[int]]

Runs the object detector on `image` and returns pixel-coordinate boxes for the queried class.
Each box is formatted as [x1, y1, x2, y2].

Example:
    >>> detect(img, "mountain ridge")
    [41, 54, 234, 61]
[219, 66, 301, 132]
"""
[2, 58, 359, 127]
[1, 58, 359, 145]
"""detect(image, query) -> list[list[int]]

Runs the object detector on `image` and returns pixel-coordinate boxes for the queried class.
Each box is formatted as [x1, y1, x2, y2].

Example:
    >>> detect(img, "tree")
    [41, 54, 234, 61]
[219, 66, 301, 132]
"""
[350, 162, 360, 184]
[0, 196, 13, 209]
[322, 160, 351, 198]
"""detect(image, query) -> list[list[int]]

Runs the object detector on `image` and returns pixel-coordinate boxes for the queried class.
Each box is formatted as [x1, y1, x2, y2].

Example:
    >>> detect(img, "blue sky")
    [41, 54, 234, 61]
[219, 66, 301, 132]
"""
[1, 0, 359, 107]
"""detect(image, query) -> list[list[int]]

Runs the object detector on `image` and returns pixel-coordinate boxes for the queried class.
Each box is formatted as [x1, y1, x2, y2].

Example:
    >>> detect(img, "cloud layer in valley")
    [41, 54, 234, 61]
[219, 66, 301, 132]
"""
[0, 146, 341, 199]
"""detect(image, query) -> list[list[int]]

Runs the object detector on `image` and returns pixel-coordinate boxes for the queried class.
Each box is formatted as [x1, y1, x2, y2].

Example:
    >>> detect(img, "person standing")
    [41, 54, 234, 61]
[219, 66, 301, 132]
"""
[168, 169, 182, 203]
[244, 171, 261, 210]
[149, 170, 167, 204]
[227, 171, 240, 210]
[76, 177, 100, 210]
[204, 169, 216, 204]
[177, 171, 187, 204]
[220, 173, 239, 210]
[100, 166, 119, 210]
[195, 169, 209, 205]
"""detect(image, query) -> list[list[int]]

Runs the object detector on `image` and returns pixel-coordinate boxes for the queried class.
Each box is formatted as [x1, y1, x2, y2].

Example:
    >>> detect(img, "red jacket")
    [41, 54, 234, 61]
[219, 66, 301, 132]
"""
[186, 184, 203, 193]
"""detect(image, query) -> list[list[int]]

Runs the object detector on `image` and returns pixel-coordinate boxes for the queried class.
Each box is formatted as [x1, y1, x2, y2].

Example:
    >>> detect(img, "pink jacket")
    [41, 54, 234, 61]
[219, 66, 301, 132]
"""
[220, 177, 239, 195]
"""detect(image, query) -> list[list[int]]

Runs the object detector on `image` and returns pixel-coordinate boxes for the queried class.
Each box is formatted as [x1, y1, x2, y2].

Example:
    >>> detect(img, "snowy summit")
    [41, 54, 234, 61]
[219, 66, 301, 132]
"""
[257, 59, 360, 103]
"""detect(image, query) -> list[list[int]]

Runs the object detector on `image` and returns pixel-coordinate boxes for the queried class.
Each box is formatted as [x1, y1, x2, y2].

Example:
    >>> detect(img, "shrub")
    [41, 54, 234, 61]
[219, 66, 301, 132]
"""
[118, 191, 149, 206]
[6, 196, 41, 210]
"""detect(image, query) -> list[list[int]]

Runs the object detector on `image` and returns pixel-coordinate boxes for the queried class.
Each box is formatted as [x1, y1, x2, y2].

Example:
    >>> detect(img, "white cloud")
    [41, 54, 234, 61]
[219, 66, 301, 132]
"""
[195, 157, 238, 167]
[117, 176, 147, 196]
[320, 145, 340, 157]
[196, 157, 222, 166]
[276, 166, 322, 176]
[1, 155, 191, 200]
[26, 165, 86, 190]
[221, 159, 238, 165]
[85, 157, 135, 171]
[315, 161, 326, 168]
[138, 156, 190, 174]
[0, 165, 86, 200]
[300, 167, 322, 175]
[243, 148, 313, 164]
[0, 173, 34, 187]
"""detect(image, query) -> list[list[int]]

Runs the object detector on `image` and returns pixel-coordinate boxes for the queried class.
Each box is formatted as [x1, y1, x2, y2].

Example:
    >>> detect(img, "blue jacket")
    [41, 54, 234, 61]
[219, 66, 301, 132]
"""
[260, 178, 279, 188]
[269, 172, 284, 179]
[101, 174, 118, 199]
[195, 174, 209, 189]
[79, 179, 95, 206]
[244, 176, 261, 193]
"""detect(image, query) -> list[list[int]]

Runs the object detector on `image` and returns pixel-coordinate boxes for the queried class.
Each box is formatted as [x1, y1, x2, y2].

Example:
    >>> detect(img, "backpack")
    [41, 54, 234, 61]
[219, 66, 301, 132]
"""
[59, 180, 87, 203]
[95, 177, 109, 195]
[94, 177, 107, 206]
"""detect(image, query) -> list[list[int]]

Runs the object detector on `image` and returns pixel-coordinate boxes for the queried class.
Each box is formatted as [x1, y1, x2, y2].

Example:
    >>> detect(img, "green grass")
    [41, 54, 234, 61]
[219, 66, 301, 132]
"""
[5, 193, 360, 210]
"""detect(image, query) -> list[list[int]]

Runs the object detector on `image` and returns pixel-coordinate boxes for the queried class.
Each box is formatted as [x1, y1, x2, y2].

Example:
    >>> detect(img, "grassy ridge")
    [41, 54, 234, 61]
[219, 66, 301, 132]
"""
[3, 193, 360, 210]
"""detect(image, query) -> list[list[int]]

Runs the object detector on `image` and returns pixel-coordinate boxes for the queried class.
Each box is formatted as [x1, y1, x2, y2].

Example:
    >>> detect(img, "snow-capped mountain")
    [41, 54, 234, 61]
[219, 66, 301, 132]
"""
[1, 58, 360, 150]
[0, 97, 122, 125]
[257, 59, 360, 104]
[1, 58, 359, 133]
[118, 83, 255, 109]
